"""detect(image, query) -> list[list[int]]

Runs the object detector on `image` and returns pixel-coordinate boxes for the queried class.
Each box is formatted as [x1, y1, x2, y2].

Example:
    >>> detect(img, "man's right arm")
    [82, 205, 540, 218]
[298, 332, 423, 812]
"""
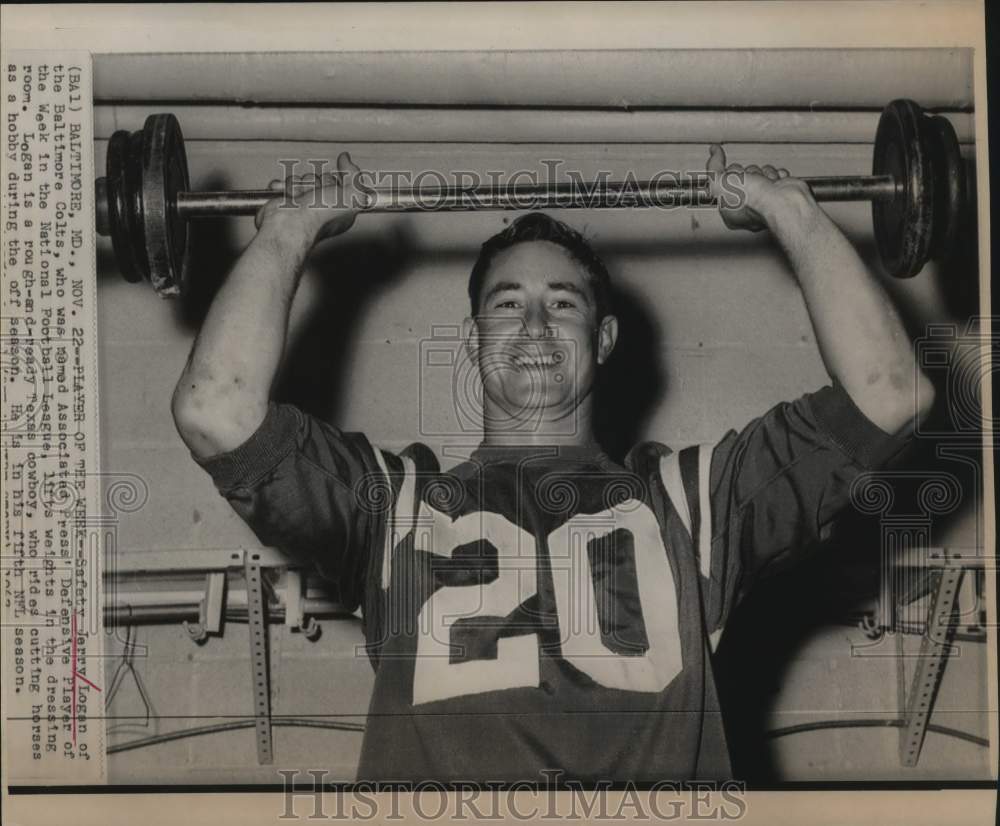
[171, 153, 363, 458]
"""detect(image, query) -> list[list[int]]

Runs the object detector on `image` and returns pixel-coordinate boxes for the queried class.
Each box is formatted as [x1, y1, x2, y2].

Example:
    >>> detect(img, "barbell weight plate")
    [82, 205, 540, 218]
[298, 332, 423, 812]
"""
[925, 114, 965, 261]
[105, 129, 147, 283]
[141, 114, 191, 297]
[126, 129, 152, 281]
[872, 99, 934, 278]
[94, 177, 110, 237]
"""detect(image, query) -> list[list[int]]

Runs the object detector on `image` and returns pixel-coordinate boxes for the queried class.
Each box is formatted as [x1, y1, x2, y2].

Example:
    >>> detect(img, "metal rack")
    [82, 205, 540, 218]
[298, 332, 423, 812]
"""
[104, 547, 355, 763]
[103, 545, 989, 767]
[889, 549, 988, 767]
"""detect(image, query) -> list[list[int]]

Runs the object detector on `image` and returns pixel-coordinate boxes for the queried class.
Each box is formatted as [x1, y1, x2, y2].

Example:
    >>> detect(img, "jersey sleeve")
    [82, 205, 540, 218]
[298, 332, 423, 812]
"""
[700, 381, 914, 636]
[194, 402, 389, 611]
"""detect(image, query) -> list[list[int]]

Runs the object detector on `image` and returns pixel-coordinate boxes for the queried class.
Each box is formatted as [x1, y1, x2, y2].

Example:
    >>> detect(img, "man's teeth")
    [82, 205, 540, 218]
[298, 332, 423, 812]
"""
[515, 354, 559, 367]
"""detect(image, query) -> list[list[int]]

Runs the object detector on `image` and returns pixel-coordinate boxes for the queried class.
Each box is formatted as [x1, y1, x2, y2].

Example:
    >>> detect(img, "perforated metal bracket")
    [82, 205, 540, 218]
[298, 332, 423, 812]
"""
[898, 564, 963, 767]
[244, 550, 273, 765]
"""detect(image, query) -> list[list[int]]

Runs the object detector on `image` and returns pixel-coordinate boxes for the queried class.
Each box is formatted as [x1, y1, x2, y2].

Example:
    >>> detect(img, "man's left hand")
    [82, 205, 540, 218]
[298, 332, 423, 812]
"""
[706, 145, 811, 232]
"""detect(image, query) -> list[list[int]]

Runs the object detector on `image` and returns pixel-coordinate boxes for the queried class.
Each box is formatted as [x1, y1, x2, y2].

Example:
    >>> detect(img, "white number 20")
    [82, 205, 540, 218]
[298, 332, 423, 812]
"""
[404, 499, 683, 705]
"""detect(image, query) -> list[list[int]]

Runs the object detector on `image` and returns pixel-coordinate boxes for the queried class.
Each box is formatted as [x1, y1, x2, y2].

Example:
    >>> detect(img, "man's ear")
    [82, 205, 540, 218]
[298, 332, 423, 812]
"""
[596, 315, 619, 365]
[463, 316, 479, 362]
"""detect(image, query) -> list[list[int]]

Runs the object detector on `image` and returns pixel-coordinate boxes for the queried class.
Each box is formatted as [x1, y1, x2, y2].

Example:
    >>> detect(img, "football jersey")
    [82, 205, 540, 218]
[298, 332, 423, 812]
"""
[197, 382, 909, 783]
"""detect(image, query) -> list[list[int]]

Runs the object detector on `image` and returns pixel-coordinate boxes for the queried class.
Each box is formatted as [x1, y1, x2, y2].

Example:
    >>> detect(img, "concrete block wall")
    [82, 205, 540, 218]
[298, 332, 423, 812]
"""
[98, 102, 988, 780]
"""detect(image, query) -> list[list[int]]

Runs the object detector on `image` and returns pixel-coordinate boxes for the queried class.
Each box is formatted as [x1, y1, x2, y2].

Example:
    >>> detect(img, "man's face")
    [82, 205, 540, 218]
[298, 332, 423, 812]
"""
[465, 240, 618, 433]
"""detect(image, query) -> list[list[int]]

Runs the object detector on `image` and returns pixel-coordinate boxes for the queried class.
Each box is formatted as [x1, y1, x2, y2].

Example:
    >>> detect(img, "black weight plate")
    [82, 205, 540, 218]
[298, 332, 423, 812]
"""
[94, 176, 110, 237]
[141, 114, 191, 297]
[105, 129, 146, 283]
[925, 114, 965, 261]
[872, 99, 934, 278]
[125, 130, 151, 282]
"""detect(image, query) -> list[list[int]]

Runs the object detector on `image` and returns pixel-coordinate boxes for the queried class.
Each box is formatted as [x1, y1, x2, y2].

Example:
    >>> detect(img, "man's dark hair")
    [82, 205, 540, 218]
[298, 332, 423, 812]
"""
[468, 213, 612, 320]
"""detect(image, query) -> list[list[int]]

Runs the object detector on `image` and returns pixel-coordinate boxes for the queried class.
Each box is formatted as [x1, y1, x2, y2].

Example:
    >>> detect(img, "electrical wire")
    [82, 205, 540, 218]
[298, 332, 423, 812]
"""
[764, 718, 989, 748]
[107, 717, 365, 755]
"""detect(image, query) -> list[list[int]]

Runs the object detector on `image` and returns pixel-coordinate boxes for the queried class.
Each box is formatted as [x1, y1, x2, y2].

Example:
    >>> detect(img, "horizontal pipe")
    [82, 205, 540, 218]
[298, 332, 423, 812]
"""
[106, 605, 198, 623]
[106, 588, 345, 612]
[93, 105, 976, 145]
[169, 175, 898, 217]
[105, 602, 351, 625]
[106, 546, 293, 572]
[93, 50, 974, 108]
[109, 589, 213, 607]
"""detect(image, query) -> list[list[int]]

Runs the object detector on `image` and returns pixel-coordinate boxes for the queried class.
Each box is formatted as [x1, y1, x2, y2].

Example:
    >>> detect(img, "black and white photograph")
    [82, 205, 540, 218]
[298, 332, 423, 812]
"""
[1, 3, 996, 825]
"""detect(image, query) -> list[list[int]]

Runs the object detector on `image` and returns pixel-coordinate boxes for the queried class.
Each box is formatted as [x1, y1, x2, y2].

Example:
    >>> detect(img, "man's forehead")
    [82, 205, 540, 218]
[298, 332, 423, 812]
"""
[483, 241, 590, 288]
[486, 279, 589, 297]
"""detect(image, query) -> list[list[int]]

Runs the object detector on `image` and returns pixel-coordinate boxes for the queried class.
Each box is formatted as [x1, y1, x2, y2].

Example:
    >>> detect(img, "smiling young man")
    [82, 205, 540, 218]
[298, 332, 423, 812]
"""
[171, 149, 933, 783]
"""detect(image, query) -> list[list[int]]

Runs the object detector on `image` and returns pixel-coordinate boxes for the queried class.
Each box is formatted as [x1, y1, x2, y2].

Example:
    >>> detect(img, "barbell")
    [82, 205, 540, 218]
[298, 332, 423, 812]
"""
[94, 99, 965, 298]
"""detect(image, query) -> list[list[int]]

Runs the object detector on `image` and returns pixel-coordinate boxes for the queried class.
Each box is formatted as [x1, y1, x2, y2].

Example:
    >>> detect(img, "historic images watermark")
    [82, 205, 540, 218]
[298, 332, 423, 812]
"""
[277, 771, 748, 821]
[268, 159, 749, 212]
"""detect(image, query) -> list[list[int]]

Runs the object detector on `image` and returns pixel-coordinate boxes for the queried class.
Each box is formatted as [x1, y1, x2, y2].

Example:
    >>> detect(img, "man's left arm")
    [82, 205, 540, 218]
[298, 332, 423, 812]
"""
[700, 383, 913, 638]
[690, 148, 936, 637]
[707, 145, 935, 433]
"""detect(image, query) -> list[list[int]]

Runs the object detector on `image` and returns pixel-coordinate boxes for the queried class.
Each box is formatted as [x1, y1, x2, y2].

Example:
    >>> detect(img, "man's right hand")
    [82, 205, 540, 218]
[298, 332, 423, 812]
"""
[172, 151, 369, 459]
[254, 151, 368, 246]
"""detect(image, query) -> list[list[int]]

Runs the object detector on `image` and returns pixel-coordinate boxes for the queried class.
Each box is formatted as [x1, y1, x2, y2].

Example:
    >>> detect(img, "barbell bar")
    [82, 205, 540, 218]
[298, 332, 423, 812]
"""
[166, 175, 900, 216]
[94, 98, 965, 298]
